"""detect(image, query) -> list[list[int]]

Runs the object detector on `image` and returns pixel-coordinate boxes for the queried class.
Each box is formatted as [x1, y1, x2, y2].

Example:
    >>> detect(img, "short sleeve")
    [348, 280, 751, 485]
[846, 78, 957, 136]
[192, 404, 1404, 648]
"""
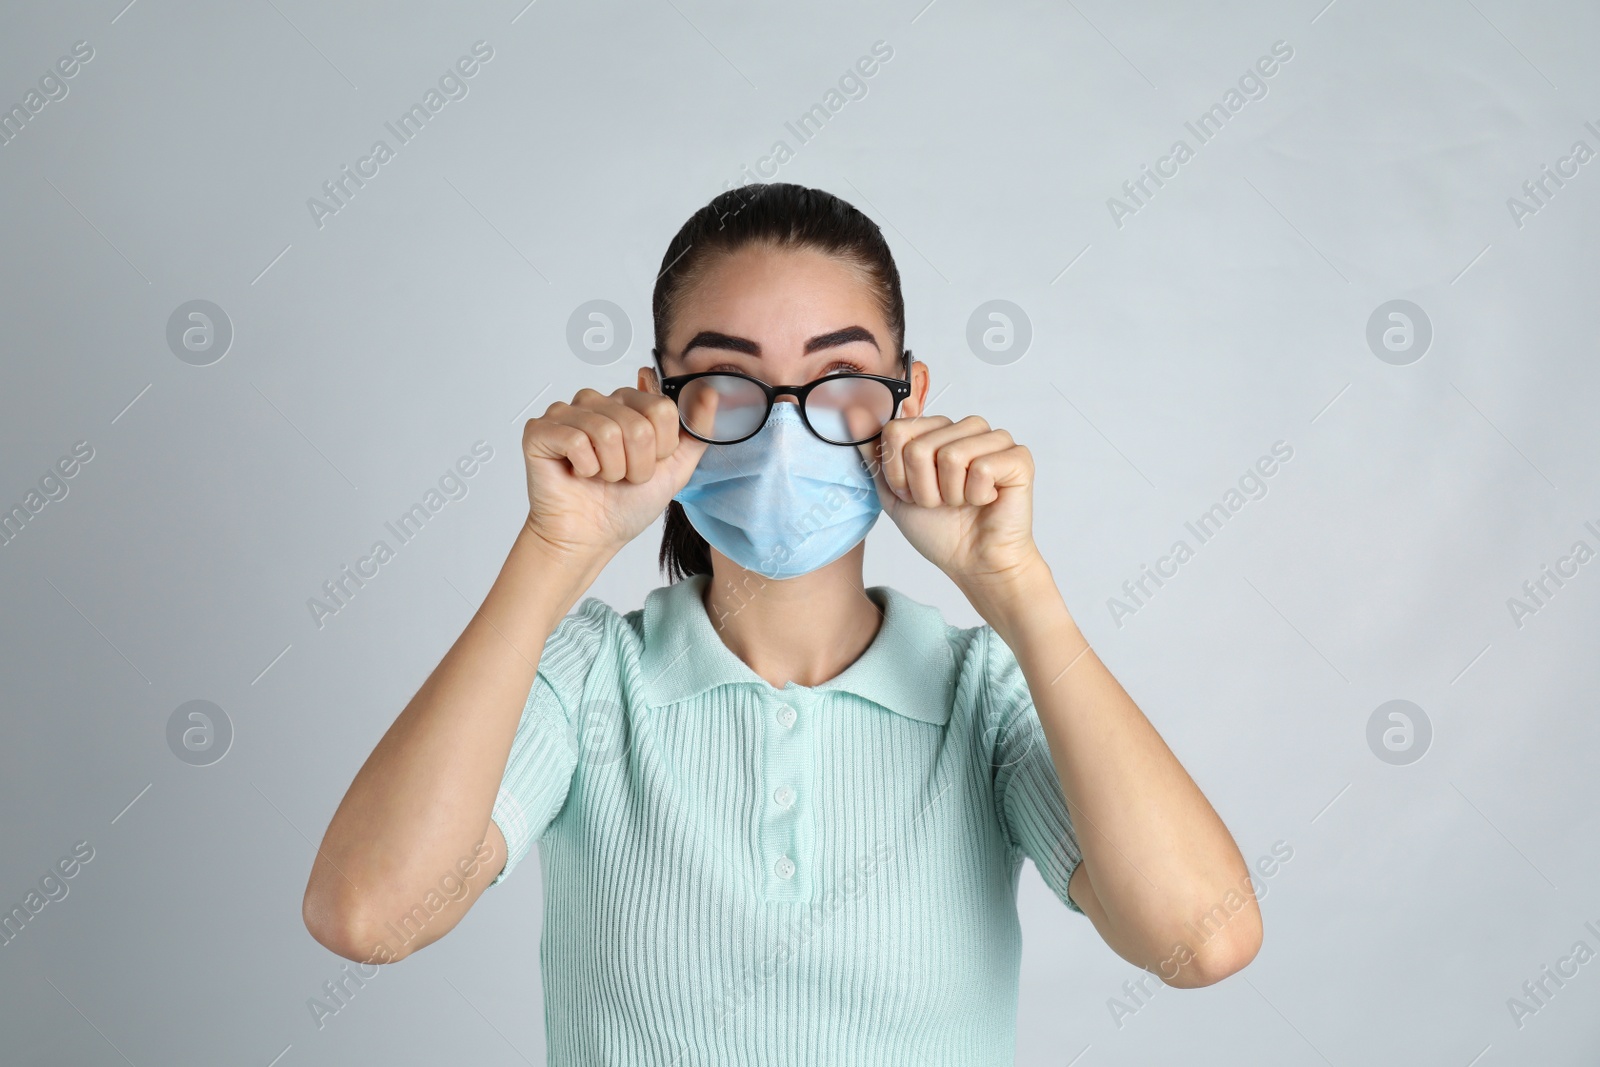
[983, 627, 1086, 915]
[487, 599, 609, 887]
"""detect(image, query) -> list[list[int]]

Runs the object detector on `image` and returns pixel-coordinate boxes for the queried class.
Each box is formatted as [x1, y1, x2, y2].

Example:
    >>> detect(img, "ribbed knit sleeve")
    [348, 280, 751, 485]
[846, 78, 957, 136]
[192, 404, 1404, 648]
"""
[487, 598, 610, 888]
[982, 626, 1086, 915]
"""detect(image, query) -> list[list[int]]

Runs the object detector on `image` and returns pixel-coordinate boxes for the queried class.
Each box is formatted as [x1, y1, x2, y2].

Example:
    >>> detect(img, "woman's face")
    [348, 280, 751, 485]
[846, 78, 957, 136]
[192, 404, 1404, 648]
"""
[641, 244, 928, 419]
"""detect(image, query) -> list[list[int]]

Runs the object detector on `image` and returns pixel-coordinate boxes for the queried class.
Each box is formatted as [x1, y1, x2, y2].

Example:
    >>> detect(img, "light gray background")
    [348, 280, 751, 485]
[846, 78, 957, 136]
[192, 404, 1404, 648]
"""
[2, 0, 1597, 1063]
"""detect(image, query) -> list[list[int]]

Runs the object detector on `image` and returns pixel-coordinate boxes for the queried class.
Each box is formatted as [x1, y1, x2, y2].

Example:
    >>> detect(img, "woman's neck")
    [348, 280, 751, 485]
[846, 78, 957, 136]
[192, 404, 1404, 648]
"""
[700, 544, 882, 689]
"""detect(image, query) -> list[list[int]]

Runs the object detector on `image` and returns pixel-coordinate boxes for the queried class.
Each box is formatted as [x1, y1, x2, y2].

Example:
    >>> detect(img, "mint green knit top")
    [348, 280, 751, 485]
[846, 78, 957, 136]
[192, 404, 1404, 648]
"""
[488, 573, 1084, 1065]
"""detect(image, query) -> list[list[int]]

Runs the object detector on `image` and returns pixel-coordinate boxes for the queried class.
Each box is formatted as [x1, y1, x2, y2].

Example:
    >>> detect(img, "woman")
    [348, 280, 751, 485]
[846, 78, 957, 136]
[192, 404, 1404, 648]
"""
[303, 183, 1261, 1063]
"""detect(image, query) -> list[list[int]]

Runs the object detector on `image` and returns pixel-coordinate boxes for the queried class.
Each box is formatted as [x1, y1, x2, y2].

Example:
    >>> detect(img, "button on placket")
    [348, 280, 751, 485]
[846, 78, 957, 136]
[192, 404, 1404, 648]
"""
[762, 688, 812, 900]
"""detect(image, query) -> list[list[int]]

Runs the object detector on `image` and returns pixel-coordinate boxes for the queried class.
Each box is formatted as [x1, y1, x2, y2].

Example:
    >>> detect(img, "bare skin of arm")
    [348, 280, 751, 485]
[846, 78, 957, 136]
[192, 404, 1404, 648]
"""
[302, 387, 703, 963]
[870, 414, 1262, 987]
[972, 568, 1261, 988]
[301, 526, 601, 962]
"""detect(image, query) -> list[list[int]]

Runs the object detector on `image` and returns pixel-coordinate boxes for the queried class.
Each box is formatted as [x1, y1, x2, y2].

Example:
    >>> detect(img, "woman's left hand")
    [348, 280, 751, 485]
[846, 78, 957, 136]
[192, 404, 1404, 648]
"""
[862, 414, 1045, 593]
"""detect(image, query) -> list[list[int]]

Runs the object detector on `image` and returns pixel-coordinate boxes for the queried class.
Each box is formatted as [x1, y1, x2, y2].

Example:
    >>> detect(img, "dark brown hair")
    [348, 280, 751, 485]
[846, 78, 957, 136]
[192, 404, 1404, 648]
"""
[653, 182, 906, 583]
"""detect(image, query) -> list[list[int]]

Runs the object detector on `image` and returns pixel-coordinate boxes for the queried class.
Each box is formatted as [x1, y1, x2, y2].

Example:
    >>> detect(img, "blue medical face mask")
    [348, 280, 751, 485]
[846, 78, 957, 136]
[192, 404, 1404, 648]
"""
[673, 400, 882, 580]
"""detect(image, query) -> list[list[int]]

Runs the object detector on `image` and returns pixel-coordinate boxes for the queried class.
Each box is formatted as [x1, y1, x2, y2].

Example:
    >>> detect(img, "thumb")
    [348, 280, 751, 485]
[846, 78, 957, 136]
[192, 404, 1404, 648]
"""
[660, 427, 709, 493]
[859, 438, 903, 519]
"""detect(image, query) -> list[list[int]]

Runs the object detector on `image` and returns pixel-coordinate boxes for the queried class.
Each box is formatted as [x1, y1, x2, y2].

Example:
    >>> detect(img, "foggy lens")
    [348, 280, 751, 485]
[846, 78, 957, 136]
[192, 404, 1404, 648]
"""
[678, 375, 768, 441]
[805, 376, 895, 443]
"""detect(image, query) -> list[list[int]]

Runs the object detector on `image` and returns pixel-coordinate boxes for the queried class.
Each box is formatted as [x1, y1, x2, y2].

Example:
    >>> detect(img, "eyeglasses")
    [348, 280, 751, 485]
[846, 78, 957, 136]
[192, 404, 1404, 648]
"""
[655, 349, 913, 446]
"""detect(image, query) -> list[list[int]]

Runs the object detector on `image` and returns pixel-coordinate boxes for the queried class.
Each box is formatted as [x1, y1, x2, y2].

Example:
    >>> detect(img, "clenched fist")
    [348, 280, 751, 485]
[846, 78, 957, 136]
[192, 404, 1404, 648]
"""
[522, 386, 706, 563]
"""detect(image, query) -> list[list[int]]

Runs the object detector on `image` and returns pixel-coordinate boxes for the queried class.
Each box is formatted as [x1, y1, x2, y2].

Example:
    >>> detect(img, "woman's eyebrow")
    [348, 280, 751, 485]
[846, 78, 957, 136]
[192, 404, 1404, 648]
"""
[805, 326, 879, 354]
[680, 326, 880, 359]
[680, 331, 759, 359]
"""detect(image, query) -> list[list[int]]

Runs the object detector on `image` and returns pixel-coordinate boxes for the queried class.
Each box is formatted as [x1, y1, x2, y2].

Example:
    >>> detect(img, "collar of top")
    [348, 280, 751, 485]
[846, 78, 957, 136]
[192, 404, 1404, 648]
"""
[639, 573, 956, 726]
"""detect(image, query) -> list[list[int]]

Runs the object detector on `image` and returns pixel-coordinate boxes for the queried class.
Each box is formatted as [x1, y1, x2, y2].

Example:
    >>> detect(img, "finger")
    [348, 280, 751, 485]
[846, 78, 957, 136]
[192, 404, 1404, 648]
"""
[662, 421, 710, 488]
[613, 388, 683, 460]
[940, 428, 1017, 505]
[878, 415, 952, 504]
[525, 416, 600, 478]
[901, 416, 990, 507]
[601, 401, 660, 484]
[967, 444, 1033, 505]
[570, 386, 607, 407]
[552, 407, 629, 481]
[936, 427, 1013, 506]
[614, 383, 710, 489]
[857, 438, 891, 507]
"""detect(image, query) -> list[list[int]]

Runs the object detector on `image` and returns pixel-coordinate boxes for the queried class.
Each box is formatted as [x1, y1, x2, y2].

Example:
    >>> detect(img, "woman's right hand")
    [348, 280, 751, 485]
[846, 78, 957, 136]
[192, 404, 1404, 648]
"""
[309, 384, 704, 965]
[521, 386, 707, 563]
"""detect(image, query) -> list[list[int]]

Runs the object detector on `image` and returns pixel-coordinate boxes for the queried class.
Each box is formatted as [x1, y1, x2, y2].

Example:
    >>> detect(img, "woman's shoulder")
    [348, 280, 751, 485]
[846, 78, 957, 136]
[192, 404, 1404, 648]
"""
[554, 593, 648, 645]
[520, 594, 644, 708]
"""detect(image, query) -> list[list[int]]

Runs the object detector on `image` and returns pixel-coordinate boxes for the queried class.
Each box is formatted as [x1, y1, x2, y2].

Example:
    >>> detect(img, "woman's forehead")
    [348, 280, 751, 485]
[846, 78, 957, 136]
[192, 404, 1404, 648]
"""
[668, 250, 890, 352]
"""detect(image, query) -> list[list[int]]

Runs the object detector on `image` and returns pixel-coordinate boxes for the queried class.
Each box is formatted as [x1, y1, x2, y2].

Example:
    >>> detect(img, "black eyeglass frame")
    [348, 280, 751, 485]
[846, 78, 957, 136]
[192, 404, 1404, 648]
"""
[653, 348, 914, 446]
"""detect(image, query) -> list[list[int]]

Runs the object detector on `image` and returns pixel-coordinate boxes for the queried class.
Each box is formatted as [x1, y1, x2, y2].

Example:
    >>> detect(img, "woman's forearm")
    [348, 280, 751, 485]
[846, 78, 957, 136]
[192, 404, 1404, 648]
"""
[302, 522, 609, 960]
[960, 552, 1261, 986]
